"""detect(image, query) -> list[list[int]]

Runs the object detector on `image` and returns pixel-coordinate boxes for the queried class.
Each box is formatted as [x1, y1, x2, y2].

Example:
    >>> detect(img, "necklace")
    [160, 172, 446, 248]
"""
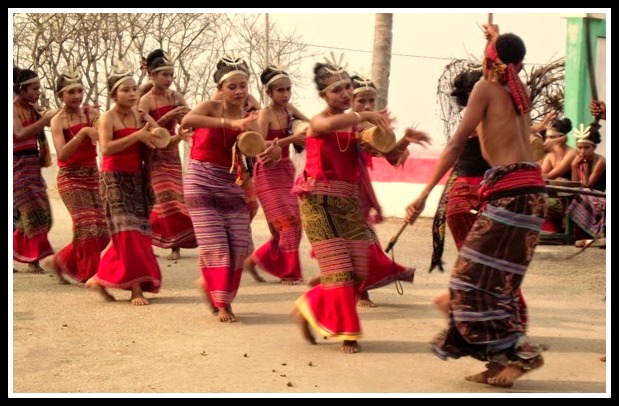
[325, 110, 351, 152]
[64, 108, 81, 137]
[269, 104, 290, 132]
[336, 130, 351, 152]
[151, 89, 171, 112]
[115, 108, 134, 129]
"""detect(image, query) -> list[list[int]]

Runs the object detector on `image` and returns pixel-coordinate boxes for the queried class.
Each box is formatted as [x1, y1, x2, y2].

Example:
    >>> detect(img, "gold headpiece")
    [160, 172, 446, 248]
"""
[352, 70, 377, 96]
[320, 52, 351, 94]
[574, 123, 594, 145]
[150, 51, 174, 73]
[264, 64, 289, 89]
[58, 66, 83, 94]
[110, 60, 134, 93]
[323, 51, 348, 75]
[217, 54, 249, 85]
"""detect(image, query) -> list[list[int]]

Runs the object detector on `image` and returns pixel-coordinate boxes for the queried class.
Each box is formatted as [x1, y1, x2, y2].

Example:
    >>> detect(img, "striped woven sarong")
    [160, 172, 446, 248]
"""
[13, 153, 53, 263]
[432, 162, 547, 364]
[568, 194, 605, 238]
[184, 160, 251, 308]
[53, 166, 110, 283]
[150, 145, 197, 249]
[295, 179, 369, 340]
[251, 156, 302, 282]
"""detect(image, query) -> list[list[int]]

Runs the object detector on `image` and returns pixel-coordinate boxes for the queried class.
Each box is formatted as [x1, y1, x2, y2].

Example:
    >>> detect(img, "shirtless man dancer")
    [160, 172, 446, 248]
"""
[405, 24, 548, 388]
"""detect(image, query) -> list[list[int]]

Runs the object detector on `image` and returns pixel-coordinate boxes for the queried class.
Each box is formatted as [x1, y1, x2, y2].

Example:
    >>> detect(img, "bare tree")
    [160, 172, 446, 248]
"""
[371, 13, 393, 110]
[13, 12, 311, 110]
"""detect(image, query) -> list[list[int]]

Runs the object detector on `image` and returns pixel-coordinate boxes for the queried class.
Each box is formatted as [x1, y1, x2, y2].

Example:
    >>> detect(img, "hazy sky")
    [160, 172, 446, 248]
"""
[268, 10, 573, 153]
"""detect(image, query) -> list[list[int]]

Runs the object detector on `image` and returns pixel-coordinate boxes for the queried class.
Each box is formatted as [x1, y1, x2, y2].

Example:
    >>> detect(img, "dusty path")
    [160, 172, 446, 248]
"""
[11, 169, 608, 396]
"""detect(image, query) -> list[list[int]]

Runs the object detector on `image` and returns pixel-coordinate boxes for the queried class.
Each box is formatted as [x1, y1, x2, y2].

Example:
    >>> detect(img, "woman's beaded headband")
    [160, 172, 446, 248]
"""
[217, 54, 249, 85]
[352, 72, 377, 96]
[264, 64, 289, 89]
[574, 123, 595, 145]
[58, 67, 83, 94]
[18, 76, 40, 86]
[150, 51, 174, 73]
[110, 61, 134, 93]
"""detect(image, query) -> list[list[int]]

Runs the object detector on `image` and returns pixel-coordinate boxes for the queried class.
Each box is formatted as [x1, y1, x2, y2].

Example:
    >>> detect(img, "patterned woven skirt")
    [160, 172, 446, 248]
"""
[149, 146, 197, 249]
[53, 166, 110, 283]
[251, 157, 302, 282]
[295, 180, 369, 341]
[432, 163, 547, 365]
[184, 160, 251, 309]
[93, 170, 161, 293]
[13, 153, 53, 263]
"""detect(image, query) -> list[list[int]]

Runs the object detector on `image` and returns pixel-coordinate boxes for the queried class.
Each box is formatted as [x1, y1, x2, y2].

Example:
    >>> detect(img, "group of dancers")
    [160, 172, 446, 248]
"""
[15, 22, 601, 388]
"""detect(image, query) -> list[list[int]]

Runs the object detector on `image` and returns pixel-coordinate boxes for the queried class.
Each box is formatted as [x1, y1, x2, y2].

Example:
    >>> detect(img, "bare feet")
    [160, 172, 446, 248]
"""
[167, 248, 181, 261]
[243, 256, 265, 282]
[291, 307, 316, 345]
[341, 340, 360, 354]
[487, 355, 544, 388]
[27, 262, 45, 274]
[357, 291, 376, 308]
[307, 276, 321, 287]
[195, 277, 218, 314]
[217, 307, 237, 323]
[280, 279, 300, 285]
[432, 291, 450, 317]
[85, 277, 116, 302]
[465, 362, 505, 384]
[41, 256, 69, 285]
[130, 284, 150, 306]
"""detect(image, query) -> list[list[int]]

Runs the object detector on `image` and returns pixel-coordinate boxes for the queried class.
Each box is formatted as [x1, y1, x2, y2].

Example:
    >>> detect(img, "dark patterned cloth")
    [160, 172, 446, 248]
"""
[429, 169, 457, 272]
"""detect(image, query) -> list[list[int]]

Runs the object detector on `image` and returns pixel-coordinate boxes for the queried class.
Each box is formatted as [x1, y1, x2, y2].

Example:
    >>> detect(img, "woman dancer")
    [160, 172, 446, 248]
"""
[139, 49, 197, 260]
[13, 67, 56, 274]
[349, 73, 429, 307]
[242, 65, 310, 285]
[85, 64, 163, 306]
[290, 54, 392, 354]
[180, 55, 281, 322]
[46, 68, 109, 285]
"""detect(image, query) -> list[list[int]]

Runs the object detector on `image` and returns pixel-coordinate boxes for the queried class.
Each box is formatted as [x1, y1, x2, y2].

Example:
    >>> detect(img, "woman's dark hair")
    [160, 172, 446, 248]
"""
[550, 117, 573, 135]
[13, 67, 38, 93]
[146, 49, 172, 74]
[496, 33, 526, 64]
[260, 66, 289, 89]
[213, 56, 250, 88]
[313, 62, 350, 93]
[450, 70, 482, 108]
[586, 123, 602, 145]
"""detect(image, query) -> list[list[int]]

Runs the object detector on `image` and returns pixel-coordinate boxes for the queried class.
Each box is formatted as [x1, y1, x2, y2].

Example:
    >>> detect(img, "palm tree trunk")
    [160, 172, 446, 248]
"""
[371, 13, 393, 110]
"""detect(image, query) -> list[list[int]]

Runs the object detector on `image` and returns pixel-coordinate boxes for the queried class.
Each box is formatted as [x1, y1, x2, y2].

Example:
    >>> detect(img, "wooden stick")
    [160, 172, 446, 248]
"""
[385, 221, 409, 253]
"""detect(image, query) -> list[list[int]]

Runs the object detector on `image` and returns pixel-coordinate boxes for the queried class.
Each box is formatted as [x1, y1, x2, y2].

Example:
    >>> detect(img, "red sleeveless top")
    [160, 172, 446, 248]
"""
[101, 128, 143, 172]
[304, 131, 359, 182]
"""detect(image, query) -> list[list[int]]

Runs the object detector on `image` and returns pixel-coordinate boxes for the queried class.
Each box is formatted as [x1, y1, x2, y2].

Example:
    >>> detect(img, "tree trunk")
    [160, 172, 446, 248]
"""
[371, 13, 393, 110]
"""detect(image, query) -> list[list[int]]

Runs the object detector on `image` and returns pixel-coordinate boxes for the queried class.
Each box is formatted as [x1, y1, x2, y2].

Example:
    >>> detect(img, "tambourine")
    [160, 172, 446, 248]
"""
[150, 127, 171, 149]
[237, 131, 266, 157]
[136, 107, 171, 149]
[358, 126, 396, 154]
[291, 119, 309, 134]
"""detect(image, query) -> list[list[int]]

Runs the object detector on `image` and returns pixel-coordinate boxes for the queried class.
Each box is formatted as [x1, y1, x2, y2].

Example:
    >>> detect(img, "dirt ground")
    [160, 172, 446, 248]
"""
[10, 168, 609, 397]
